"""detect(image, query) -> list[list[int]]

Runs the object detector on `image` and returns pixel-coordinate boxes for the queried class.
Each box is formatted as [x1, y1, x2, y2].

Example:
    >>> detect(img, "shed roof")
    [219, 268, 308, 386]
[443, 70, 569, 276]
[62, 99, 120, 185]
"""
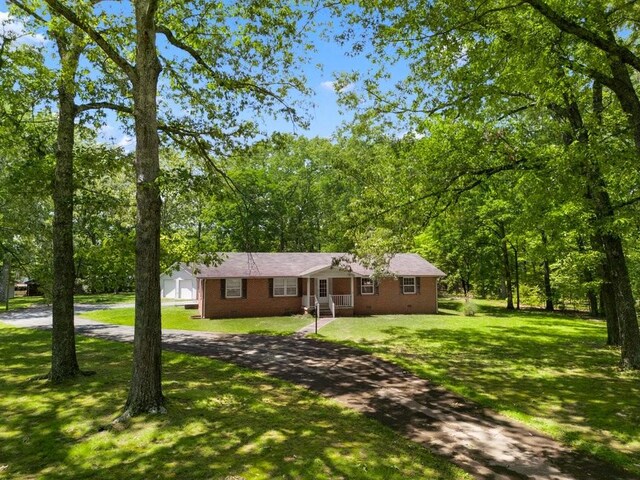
[195, 252, 445, 278]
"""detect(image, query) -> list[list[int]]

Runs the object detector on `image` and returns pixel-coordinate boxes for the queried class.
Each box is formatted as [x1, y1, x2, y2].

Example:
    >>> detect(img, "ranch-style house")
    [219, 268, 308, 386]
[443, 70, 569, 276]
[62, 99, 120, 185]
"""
[195, 252, 445, 319]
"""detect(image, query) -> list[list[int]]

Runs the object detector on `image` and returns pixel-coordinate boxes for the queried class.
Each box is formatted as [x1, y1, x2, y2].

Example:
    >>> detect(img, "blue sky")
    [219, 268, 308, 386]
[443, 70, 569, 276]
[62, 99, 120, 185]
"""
[0, 3, 401, 142]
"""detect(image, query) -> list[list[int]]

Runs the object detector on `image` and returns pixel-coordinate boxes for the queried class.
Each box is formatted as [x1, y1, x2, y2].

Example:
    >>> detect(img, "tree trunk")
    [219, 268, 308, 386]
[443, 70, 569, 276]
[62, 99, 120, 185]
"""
[123, 0, 165, 416]
[586, 289, 599, 317]
[542, 259, 553, 311]
[600, 269, 621, 346]
[498, 223, 514, 310]
[513, 245, 520, 309]
[50, 38, 82, 382]
[559, 96, 640, 369]
[606, 49, 640, 154]
[600, 232, 640, 368]
[541, 232, 554, 311]
[0, 256, 10, 310]
[585, 160, 639, 366]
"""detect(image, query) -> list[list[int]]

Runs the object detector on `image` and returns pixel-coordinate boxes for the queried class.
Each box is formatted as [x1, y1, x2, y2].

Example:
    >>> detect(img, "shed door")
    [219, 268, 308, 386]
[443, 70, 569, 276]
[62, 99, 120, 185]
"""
[163, 279, 176, 298]
[179, 280, 193, 300]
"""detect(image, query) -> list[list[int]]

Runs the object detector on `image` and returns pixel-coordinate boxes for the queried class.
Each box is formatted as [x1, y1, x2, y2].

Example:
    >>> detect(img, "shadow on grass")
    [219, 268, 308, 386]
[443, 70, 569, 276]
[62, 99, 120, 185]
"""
[344, 320, 640, 471]
[157, 328, 639, 480]
[437, 300, 463, 312]
[0, 325, 463, 480]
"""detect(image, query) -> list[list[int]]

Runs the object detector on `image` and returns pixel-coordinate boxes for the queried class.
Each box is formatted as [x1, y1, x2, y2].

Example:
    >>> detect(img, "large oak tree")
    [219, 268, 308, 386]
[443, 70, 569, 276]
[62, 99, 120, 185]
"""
[38, 0, 312, 416]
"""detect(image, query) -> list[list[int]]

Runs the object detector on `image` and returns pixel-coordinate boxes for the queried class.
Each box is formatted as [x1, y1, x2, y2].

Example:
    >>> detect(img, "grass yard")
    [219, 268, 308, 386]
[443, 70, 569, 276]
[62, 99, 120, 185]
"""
[74, 292, 136, 305]
[0, 323, 468, 480]
[3, 293, 136, 312]
[4, 296, 47, 310]
[80, 306, 312, 335]
[317, 299, 640, 475]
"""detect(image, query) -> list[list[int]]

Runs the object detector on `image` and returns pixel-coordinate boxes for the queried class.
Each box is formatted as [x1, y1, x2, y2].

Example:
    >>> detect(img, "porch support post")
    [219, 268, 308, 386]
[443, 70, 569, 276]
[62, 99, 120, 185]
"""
[307, 277, 311, 306]
[201, 279, 207, 318]
[350, 276, 354, 307]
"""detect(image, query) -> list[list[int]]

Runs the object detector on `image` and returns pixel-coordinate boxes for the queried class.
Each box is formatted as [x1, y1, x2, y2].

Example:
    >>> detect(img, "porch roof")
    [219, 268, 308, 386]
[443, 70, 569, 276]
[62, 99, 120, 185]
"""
[194, 252, 445, 279]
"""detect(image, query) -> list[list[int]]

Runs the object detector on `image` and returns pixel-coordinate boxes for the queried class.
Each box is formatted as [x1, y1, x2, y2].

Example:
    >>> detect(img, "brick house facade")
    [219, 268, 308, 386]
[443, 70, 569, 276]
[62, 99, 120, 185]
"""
[196, 253, 445, 319]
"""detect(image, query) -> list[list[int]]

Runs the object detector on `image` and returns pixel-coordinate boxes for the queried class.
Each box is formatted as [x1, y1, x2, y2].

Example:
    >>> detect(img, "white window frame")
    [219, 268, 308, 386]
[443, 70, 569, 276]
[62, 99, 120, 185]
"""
[402, 277, 416, 294]
[273, 277, 298, 297]
[225, 278, 242, 298]
[361, 278, 375, 295]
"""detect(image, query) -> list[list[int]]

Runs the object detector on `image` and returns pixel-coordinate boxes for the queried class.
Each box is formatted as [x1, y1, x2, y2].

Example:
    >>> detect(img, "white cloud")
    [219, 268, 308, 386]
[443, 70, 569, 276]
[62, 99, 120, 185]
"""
[0, 11, 47, 46]
[117, 135, 134, 150]
[320, 80, 355, 93]
[98, 124, 116, 138]
[320, 80, 336, 91]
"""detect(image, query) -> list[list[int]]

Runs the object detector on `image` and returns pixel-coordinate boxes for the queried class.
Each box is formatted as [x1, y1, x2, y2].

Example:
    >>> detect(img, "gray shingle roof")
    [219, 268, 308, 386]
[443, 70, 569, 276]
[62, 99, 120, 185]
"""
[195, 253, 445, 278]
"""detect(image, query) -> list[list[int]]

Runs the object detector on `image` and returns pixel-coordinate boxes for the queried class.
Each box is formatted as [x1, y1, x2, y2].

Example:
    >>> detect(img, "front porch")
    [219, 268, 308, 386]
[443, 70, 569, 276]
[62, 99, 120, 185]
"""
[301, 275, 356, 319]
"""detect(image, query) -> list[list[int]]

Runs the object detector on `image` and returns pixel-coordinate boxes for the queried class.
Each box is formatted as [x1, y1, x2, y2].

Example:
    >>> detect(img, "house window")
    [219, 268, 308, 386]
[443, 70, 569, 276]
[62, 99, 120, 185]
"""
[225, 278, 242, 298]
[273, 277, 298, 296]
[402, 277, 416, 294]
[361, 278, 375, 295]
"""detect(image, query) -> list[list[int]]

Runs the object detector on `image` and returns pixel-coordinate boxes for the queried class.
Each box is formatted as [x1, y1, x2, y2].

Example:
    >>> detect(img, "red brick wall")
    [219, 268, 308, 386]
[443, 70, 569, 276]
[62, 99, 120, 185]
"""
[353, 277, 437, 315]
[200, 276, 438, 318]
[202, 278, 308, 319]
[331, 278, 351, 295]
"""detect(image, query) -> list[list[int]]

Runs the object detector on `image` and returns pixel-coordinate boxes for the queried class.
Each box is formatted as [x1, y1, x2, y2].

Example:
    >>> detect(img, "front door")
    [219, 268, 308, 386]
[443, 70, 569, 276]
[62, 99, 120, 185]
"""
[317, 278, 329, 304]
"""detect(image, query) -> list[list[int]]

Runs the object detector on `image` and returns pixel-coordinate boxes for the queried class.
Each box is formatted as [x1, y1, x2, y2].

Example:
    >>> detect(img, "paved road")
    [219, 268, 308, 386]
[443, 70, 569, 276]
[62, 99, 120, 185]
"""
[1, 307, 634, 480]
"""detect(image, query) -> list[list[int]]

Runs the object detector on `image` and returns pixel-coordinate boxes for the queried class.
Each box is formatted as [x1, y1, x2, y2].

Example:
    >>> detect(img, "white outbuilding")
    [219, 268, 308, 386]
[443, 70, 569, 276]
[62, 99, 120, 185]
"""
[160, 264, 198, 300]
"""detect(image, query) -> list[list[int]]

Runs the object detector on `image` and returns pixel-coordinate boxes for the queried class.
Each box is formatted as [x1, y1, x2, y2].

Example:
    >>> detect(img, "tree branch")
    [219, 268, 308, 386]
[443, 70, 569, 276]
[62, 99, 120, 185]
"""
[355, 156, 537, 229]
[42, 0, 136, 80]
[613, 195, 640, 210]
[7, 0, 47, 24]
[525, 0, 640, 72]
[156, 24, 299, 122]
[76, 102, 132, 114]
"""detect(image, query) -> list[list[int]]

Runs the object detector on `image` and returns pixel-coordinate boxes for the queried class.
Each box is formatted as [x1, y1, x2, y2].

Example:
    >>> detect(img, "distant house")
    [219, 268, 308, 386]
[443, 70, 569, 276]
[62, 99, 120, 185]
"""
[195, 252, 445, 319]
[160, 264, 198, 300]
[14, 280, 41, 297]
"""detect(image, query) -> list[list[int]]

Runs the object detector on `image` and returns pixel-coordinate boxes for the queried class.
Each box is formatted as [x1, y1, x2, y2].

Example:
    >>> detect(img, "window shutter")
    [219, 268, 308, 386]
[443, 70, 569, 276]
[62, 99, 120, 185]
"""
[400, 277, 404, 294]
[356, 278, 361, 296]
[221, 279, 226, 299]
[242, 279, 248, 299]
[416, 277, 421, 294]
[298, 278, 303, 297]
[268, 278, 273, 297]
[375, 280, 380, 296]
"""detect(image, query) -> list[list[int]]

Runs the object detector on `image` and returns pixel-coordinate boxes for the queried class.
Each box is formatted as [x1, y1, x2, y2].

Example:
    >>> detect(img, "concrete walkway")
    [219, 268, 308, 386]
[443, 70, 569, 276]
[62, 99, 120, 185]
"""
[0, 306, 634, 480]
[295, 316, 337, 335]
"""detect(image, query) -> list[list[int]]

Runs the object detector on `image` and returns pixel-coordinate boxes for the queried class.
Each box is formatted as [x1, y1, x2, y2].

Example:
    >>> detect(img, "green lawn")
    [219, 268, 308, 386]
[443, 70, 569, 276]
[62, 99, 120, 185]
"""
[4, 296, 47, 310]
[80, 306, 312, 335]
[316, 299, 640, 475]
[3, 293, 136, 312]
[0, 323, 468, 480]
[74, 292, 136, 304]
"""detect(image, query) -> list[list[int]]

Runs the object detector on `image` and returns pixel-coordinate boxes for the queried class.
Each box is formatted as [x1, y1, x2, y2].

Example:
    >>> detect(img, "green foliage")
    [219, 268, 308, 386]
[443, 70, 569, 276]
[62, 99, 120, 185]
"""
[0, 115, 56, 293]
[72, 141, 136, 293]
[199, 134, 356, 253]
[462, 299, 478, 316]
[330, 0, 640, 316]
[517, 284, 545, 309]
